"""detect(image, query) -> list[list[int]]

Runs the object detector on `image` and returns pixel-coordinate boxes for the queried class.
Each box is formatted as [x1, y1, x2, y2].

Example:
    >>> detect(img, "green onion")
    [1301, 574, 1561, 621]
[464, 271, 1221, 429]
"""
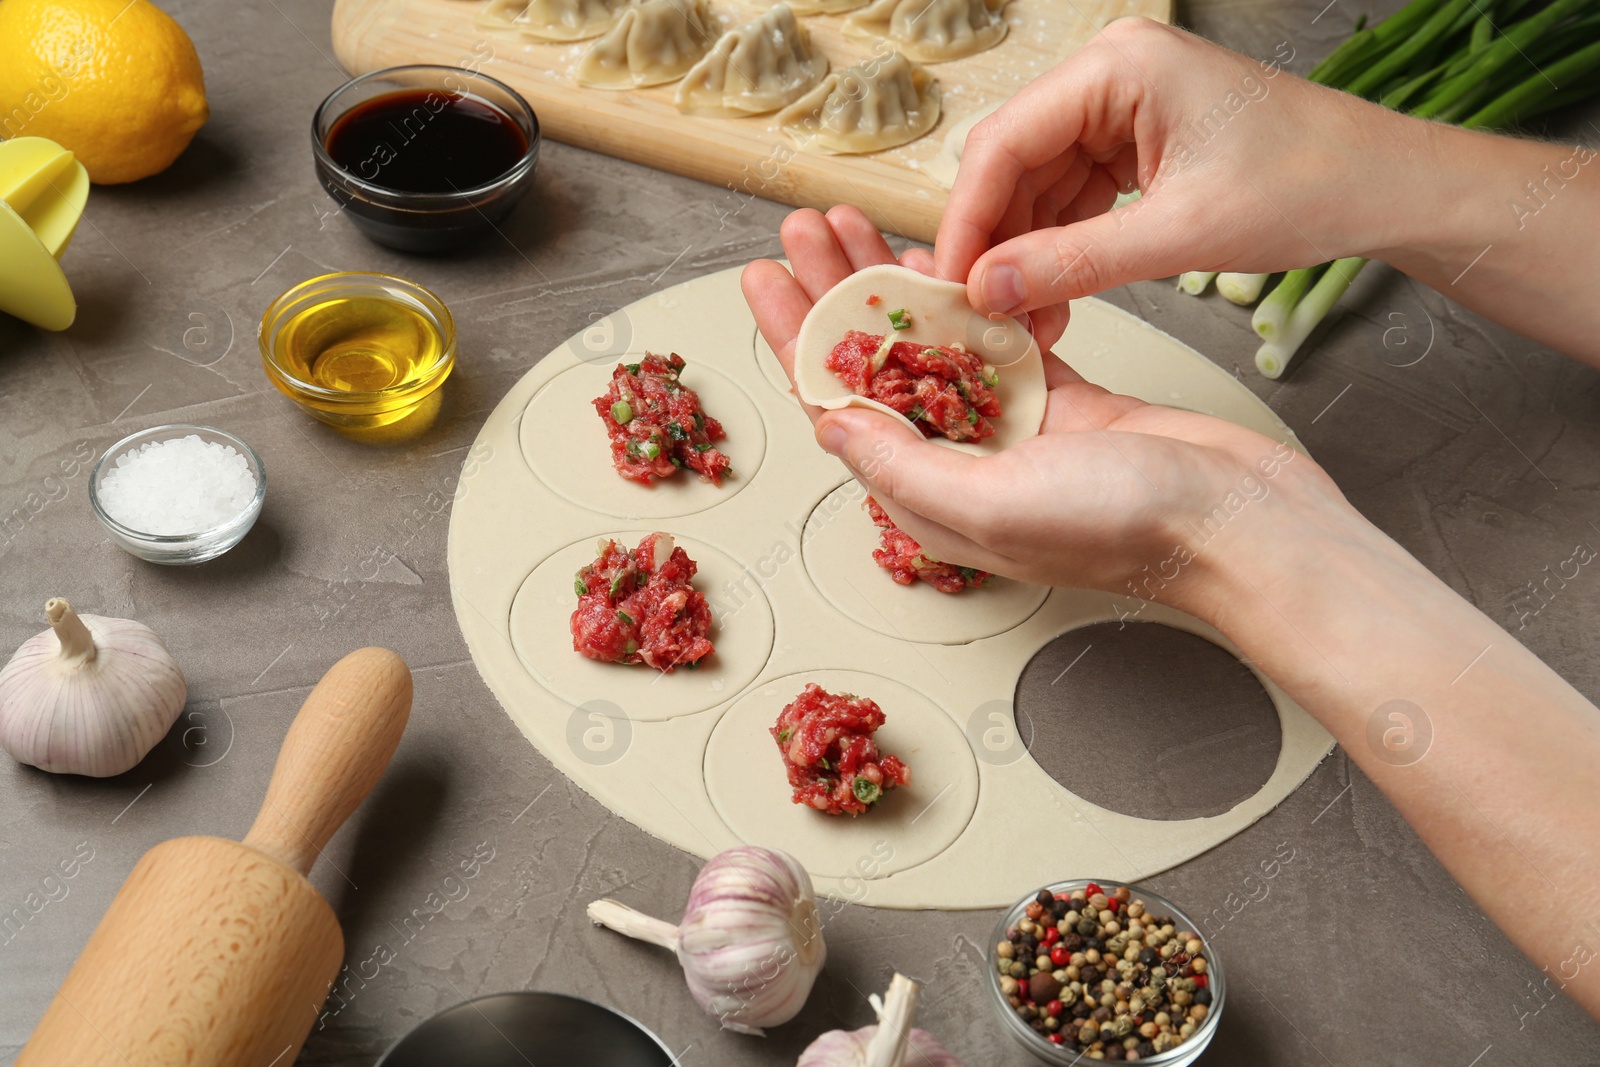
[624, 362, 641, 374]
[1345, 0, 1475, 97]
[1176, 271, 1218, 295]
[966, 408, 979, 424]
[1256, 258, 1368, 379]
[1464, 37, 1600, 128]
[693, 443, 713, 452]
[611, 400, 633, 424]
[616, 610, 634, 625]
[777, 727, 792, 744]
[818, 757, 831, 771]
[982, 365, 999, 387]
[907, 405, 925, 421]
[692, 412, 705, 430]
[574, 576, 590, 596]
[609, 570, 628, 597]
[1252, 265, 1327, 343]
[887, 308, 912, 330]
[1411, 0, 1592, 119]
[624, 639, 639, 654]
[852, 778, 883, 805]
[1216, 273, 1271, 305]
[642, 441, 661, 461]
[667, 421, 686, 440]
[1230, 0, 1600, 378]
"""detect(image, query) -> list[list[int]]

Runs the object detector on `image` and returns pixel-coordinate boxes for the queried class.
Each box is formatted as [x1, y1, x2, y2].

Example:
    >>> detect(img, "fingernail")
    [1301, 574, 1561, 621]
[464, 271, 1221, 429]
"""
[817, 422, 847, 456]
[982, 264, 1026, 314]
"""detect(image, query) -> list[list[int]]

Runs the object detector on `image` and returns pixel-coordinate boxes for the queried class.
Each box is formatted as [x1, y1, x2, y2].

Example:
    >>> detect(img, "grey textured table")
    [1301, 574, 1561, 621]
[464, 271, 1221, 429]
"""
[3, 0, 1599, 1064]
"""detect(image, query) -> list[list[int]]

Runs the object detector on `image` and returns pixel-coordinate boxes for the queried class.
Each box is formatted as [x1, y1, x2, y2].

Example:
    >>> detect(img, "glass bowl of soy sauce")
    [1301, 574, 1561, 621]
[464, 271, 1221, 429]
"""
[312, 64, 540, 253]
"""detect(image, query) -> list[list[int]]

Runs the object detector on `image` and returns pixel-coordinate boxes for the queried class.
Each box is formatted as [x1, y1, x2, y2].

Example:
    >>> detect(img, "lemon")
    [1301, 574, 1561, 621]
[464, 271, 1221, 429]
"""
[0, 0, 208, 184]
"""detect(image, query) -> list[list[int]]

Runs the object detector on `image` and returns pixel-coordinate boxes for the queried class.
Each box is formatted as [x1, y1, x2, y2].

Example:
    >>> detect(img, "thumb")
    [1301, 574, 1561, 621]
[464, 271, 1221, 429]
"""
[814, 407, 978, 520]
[968, 197, 1192, 315]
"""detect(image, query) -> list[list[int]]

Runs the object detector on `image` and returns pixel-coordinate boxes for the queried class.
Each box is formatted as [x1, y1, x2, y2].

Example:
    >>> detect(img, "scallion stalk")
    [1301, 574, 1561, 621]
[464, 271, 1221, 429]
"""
[1177, 271, 1219, 295]
[1346, 0, 1477, 97]
[1463, 35, 1600, 127]
[1255, 258, 1367, 379]
[1217, 273, 1272, 305]
[1252, 266, 1326, 342]
[1411, 0, 1592, 118]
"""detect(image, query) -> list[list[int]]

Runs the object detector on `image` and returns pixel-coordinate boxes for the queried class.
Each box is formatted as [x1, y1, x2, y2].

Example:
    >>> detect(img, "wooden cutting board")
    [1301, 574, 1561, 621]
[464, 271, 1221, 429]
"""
[329, 0, 1170, 243]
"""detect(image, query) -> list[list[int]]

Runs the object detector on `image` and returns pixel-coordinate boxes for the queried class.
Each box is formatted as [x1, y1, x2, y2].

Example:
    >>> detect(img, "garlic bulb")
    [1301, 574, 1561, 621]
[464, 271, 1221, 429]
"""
[799, 974, 965, 1067]
[0, 598, 187, 777]
[588, 845, 825, 1035]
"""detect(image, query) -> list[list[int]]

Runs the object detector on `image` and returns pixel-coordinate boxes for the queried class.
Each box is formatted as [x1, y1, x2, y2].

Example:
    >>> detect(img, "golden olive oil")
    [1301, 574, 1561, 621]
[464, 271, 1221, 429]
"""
[273, 295, 443, 394]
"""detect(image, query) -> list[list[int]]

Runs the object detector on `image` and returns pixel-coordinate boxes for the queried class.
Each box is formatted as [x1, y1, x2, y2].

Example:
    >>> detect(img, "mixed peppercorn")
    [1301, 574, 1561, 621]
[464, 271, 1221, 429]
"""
[996, 884, 1214, 1061]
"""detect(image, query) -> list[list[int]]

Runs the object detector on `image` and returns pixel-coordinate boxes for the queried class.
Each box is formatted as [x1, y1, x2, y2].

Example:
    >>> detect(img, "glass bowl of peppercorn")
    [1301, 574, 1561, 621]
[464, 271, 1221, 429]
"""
[987, 881, 1222, 1065]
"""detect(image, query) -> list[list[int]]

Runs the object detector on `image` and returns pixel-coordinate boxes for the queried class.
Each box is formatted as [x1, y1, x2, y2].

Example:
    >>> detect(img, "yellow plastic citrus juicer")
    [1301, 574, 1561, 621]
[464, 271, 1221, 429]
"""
[0, 137, 89, 331]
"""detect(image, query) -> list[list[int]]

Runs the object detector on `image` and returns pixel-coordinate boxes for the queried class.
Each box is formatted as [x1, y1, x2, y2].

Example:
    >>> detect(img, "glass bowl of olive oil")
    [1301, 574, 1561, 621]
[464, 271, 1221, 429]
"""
[259, 272, 455, 430]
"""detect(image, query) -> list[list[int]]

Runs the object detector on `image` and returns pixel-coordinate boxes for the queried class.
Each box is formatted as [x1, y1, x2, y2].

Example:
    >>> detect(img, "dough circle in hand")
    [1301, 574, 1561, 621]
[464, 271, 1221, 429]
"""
[793, 262, 1046, 455]
[801, 479, 1051, 644]
[519, 359, 767, 520]
[703, 669, 980, 880]
[508, 533, 775, 721]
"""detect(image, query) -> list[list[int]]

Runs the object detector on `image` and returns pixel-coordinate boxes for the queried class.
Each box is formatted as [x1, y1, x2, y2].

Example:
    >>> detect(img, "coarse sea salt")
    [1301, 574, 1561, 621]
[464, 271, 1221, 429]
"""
[99, 435, 257, 536]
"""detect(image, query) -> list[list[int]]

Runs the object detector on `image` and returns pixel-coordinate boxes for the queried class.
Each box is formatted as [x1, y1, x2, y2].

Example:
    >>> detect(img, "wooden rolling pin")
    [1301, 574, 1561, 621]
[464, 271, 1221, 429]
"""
[17, 646, 413, 1066]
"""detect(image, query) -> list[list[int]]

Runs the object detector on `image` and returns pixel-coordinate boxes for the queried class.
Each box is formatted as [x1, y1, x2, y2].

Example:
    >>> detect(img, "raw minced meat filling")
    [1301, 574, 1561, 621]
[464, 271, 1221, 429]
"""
[866, 496, 990, 593]
[827, 327, 1001, 443]
[771, 683, 911, 816]
[593, 353, 732, 485]
[571, 533, 712, 672]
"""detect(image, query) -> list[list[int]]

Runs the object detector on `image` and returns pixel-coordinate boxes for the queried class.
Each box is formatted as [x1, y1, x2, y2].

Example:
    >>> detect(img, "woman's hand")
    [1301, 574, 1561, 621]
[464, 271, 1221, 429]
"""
[746, 211, 1600, 1026]
[742, 205, 1359, 611]
[937, 18, 1416, 338]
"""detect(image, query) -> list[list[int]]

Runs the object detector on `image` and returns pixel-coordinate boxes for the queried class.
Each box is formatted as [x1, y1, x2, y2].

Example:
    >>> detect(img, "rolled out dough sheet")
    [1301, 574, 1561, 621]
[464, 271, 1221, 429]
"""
[705, 669, 981, 881]
[448, 264, 1335, 909]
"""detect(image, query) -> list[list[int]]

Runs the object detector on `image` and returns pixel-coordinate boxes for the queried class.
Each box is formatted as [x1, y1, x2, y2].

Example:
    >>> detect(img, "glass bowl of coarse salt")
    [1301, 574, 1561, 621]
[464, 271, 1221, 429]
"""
[89, 424, 266, 564]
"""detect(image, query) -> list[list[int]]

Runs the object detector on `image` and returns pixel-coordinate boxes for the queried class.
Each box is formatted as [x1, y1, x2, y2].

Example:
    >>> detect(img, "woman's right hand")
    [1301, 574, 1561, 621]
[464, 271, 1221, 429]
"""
[937, 18, 1421, 341]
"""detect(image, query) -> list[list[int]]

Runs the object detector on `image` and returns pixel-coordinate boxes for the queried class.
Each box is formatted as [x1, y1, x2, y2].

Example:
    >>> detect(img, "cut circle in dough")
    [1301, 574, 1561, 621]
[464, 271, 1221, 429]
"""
[751, 325, 793, 399]
[802, 480, 1050, 645]
[520, 358, 767, 520]
[793, 262, 1045, 456]
[508, 533, 775, 721]
[703, 669, 979, 879]
[925, 100, 1000, 191]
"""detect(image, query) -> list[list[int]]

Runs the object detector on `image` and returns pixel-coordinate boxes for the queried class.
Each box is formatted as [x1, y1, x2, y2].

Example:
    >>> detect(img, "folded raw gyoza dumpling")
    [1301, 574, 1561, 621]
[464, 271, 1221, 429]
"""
[577, 0, 715, 87]
[777, 51, 940, 154]
[742, 0, 869, 15]
[477, 0, 635, 41]
[475, 0, 531, 29]
[675, 4, 829, 116]
[843, 0, 1007, 62]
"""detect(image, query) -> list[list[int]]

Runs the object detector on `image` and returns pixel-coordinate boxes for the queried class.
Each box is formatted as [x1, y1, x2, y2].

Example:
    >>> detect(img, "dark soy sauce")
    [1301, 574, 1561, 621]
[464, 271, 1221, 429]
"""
[325, 88, 528, 193]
